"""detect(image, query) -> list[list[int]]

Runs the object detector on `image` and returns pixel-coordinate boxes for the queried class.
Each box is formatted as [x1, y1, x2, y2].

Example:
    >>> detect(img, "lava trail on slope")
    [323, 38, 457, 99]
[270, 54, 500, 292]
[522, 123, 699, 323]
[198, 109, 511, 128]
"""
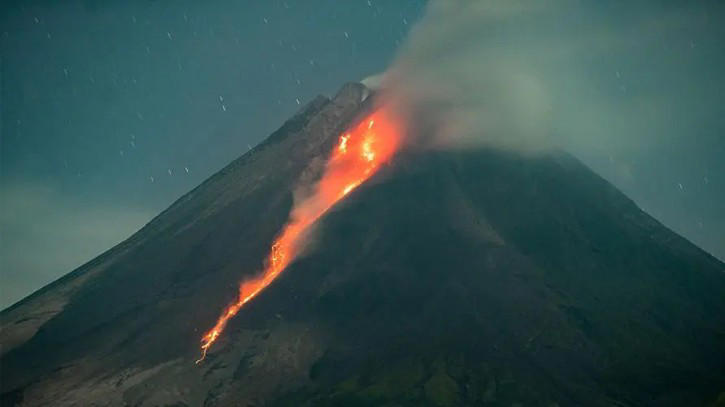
[196, 108, 403, 363]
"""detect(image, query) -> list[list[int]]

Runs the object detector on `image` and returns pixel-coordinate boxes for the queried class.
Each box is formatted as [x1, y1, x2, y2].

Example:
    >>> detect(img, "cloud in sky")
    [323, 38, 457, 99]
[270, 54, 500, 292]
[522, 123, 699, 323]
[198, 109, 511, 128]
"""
[0, 180, 153, 309]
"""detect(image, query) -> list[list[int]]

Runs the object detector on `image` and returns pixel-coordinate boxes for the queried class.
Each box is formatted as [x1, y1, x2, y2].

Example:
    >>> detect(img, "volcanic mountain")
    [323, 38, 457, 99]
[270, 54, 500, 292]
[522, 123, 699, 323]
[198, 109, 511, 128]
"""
[1, 83, 724, 407]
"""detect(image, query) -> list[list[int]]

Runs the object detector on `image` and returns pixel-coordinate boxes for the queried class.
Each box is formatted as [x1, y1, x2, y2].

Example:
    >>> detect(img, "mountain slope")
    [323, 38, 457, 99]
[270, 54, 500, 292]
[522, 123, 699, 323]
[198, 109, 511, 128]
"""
[269, 147, 725, 406]
[1, 83, 724, 407]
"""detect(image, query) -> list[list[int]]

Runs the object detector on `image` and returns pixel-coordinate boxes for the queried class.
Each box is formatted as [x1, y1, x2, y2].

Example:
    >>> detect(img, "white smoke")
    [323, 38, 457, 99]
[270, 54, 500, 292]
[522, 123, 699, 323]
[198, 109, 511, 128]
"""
[376, 0, 562, 151]
[368, 0, 725, 260]
[377, 0, 722, 153]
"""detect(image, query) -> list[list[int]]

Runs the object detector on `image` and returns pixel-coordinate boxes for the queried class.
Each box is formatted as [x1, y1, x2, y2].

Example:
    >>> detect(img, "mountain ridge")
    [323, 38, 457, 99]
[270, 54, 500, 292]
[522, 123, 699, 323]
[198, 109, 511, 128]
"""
[1, 82, 724, 407]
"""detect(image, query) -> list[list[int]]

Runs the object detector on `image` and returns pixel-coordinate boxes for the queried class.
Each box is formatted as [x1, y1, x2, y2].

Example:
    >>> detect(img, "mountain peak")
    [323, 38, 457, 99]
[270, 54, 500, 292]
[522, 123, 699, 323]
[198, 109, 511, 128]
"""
[2, 83, 724, 407]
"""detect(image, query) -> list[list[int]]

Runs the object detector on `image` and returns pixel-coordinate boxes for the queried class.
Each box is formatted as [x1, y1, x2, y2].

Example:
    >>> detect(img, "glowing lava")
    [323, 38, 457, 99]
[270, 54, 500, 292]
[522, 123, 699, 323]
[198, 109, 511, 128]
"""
[196, 108, 403, 363]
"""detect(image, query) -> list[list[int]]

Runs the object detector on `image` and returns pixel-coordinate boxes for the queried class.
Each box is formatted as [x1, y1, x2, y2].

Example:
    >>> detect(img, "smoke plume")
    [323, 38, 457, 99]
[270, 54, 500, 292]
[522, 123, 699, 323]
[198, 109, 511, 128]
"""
[367, 0, 725, 260]
[376, 0, 724, 154]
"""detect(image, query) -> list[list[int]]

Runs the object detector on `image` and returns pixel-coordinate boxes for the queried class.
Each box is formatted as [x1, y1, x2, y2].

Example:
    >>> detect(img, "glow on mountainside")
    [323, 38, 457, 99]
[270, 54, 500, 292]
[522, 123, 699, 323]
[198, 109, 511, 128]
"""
[196, 108, 403, 363]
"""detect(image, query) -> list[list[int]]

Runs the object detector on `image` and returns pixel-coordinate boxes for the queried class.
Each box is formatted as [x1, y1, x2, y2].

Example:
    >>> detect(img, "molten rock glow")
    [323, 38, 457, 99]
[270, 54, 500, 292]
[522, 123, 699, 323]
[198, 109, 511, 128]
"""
[196, 108, 403, 363]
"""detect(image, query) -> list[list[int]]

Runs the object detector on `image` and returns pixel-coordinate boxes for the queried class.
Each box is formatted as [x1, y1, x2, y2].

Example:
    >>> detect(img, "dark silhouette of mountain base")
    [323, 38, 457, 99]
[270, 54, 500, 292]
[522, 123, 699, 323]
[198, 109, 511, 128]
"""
[2, 83, 724, 407]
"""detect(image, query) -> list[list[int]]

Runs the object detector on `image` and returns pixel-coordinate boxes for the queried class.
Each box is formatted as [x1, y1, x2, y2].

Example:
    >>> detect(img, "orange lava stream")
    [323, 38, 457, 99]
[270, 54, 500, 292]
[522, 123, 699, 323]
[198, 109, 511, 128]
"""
[196, 108, 403, 363]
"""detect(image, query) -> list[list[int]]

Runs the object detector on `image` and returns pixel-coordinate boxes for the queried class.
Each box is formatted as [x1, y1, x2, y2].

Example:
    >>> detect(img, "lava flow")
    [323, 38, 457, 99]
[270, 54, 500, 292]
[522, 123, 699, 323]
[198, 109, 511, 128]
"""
[196, 108, 403, 363]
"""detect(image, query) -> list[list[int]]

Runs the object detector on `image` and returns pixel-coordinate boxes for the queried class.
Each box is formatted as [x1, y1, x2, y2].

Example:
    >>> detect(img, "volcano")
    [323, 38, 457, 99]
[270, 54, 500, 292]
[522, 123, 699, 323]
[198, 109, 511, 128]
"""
[1, 83, 724, 407]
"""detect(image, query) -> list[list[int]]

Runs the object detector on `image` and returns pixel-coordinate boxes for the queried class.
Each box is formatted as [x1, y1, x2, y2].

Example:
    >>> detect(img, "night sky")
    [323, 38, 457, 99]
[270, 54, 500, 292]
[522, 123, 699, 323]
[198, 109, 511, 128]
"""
[1, 0, 723, 309]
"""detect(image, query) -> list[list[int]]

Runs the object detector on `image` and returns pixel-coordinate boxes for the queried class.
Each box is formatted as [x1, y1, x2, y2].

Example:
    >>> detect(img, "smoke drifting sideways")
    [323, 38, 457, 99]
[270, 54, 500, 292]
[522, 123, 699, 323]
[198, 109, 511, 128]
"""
[374, 0, 725, 157]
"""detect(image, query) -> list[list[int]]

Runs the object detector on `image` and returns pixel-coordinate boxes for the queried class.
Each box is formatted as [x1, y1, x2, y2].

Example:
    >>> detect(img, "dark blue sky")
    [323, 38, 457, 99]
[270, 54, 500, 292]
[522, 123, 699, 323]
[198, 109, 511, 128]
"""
[2, 0, 425, 209]
[1, 0, 723, 309]
[0, 0, 426, 308]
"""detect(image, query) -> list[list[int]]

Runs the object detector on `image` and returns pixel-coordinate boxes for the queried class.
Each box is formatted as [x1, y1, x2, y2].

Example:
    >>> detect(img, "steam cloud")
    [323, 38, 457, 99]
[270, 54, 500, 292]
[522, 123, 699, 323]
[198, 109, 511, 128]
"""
[367, 0, 725, 260]
[376, 0, 723, 154]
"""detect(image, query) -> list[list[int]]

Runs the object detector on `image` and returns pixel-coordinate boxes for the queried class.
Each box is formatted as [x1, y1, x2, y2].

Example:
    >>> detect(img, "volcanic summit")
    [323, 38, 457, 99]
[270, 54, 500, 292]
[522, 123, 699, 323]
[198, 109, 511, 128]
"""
[1, 83, 724, 406]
